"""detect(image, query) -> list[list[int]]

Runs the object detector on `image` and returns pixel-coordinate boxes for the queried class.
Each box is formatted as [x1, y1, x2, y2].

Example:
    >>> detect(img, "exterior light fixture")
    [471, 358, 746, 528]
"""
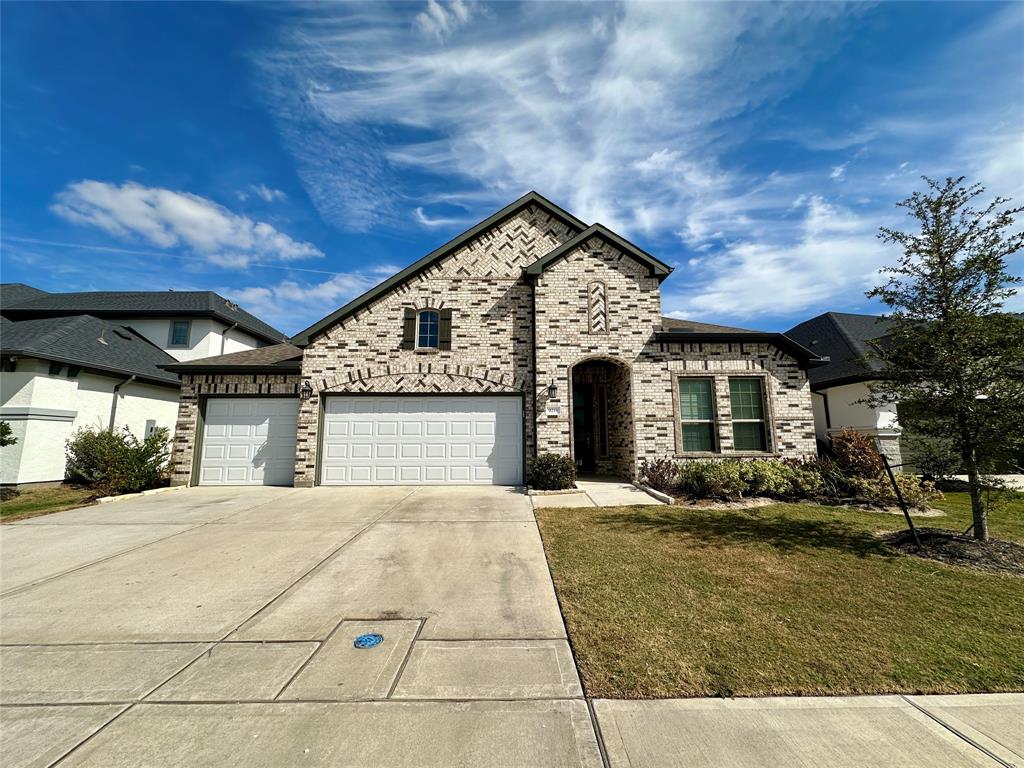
[547, 379, 557, 399]
[300, 379, 314, 401]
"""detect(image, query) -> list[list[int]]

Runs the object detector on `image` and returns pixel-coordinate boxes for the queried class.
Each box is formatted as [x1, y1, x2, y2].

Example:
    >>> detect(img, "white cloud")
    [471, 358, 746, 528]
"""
[239, 183, 288, 203]
[51, 180, 322, 268]
[229, 272, 380, 331]
[830, 163, 848, 180]
[416, 0, 472, 40]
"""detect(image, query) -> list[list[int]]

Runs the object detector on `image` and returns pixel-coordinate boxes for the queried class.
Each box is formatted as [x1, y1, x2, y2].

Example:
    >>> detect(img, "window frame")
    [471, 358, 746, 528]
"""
[168, 319, 192, 348]
[415, 309, 440, 351]
[674, 376, 718, 454]
[728, 376, 770, 453]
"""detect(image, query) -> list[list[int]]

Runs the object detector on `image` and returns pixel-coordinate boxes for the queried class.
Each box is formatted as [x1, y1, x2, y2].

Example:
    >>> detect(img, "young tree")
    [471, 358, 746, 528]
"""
[867, 177, 1024, 541]
[0, 421, 16, 447]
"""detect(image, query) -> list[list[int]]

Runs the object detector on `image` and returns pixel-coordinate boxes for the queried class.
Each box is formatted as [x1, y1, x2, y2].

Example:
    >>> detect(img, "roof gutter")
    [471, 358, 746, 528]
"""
[0, 348, 180, 388]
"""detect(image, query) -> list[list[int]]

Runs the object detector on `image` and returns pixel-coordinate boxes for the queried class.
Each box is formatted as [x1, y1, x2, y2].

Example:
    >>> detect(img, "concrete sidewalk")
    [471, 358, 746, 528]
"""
[531, 477, 664, 508]
[593, 694, 1023, 768]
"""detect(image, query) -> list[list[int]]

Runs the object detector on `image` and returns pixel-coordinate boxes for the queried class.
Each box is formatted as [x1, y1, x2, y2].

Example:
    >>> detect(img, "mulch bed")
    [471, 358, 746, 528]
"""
[884, 527, 1024, 576]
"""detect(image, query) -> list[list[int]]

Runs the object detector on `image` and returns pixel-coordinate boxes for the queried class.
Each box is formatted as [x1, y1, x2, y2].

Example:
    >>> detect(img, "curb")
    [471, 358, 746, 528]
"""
[96, 485, 187, 504]
[633, 482, 674, 504]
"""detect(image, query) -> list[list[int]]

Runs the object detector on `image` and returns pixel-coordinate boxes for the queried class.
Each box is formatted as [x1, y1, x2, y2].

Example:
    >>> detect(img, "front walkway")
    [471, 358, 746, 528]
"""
[531, 477, 664, 508]
[1, 486, 1019, 767]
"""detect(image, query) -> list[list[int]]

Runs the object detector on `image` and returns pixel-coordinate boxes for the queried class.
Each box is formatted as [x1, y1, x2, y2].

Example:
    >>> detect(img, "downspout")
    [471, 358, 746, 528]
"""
[221, 322, 238, 355]
[109, 375, 136, 430]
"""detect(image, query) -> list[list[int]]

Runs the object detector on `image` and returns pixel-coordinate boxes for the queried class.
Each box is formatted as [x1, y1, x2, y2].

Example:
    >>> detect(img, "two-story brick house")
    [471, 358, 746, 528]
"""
[164, 192, 823, 487]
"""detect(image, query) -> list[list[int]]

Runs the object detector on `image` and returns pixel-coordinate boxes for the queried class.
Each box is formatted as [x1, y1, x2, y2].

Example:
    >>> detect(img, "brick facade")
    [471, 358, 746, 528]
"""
[167, 199, 817, 487]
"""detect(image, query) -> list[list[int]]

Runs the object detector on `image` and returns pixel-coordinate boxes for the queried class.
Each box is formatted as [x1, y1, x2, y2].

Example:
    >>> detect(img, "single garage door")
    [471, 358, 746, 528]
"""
[199, 398, 298, 486]
[321, 395, 522, 485]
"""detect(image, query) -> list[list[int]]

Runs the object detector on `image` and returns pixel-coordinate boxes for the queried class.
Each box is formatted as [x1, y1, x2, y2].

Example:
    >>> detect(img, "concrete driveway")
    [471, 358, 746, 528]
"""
[1, 486, 600, 767]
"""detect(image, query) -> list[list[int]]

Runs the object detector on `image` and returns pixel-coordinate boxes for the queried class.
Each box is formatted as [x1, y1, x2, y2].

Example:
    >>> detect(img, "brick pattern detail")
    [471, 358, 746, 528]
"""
[168, 373, 300, 486]
[588, 281, 607, 333]
[293, 205, 579, 486]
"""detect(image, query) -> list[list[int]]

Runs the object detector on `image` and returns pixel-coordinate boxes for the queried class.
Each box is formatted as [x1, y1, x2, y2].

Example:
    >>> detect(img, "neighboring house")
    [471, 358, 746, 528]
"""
[0, 284, 287, 485]
[784, 312, 901, 463]
[164, 192, 824, 487]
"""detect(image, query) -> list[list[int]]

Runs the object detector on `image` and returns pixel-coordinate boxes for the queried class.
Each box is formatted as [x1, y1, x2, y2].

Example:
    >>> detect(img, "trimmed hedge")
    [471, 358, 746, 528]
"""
[528, 453, 577, 491]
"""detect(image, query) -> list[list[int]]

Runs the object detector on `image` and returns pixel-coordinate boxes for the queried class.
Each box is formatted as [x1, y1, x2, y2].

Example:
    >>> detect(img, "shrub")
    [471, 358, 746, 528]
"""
[638, 458, 680, 494]
[829, 428, 884, 479]
[677, 460, 745, 500]
[528, 453, 576, 491]
[65, 426, 170, 496]
[848, 474, 941, 509]
[738, 460, 792, 498]
[784, 461, 826, 499]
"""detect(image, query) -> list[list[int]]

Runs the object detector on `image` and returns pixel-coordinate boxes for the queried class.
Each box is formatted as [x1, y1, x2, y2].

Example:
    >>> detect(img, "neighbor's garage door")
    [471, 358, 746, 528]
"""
[321, 396, 522, 485]
[199, 398, 298, 486]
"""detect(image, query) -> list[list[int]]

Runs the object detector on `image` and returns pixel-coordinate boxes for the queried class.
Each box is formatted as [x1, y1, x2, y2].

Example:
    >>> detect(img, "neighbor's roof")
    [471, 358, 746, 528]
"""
[160, 343, 303, 374]
[1, 285, 286, 344]
[289, 191, 589, 346]
[785, 312, 893, 388]
[1, 314, 180, 386]
[522, 224, 672, 281]
[660, 317, 758, 334]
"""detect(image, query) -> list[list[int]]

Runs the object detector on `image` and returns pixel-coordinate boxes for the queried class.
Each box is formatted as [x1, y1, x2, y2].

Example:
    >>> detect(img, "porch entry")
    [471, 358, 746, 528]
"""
[570, 358, 635, 478]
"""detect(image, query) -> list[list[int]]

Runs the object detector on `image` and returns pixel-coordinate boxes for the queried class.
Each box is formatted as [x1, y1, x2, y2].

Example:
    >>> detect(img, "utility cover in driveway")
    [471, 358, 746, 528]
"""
[320, 396, 522, 485]
[199, 398, 298, 486]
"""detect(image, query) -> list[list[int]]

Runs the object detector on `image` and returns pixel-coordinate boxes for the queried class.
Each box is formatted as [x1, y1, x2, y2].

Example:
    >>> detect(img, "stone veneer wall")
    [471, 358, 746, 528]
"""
[293, 205, 578, 486]
[169, 372, 300, 486]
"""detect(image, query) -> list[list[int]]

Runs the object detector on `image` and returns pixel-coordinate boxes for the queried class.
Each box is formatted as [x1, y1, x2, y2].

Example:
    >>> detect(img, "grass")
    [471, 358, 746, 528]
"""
[536, 495, 1024, 699]
[0, 485, 97, 521]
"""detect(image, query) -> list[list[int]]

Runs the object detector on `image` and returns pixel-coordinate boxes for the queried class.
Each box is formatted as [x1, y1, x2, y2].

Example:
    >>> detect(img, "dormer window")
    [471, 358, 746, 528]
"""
[416, 310, 439, 350]
[168, 319, 191, 348]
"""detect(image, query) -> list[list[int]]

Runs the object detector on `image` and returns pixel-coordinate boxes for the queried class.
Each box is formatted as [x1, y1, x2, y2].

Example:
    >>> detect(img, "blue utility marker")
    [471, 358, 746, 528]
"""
[353, 633, 384, 649]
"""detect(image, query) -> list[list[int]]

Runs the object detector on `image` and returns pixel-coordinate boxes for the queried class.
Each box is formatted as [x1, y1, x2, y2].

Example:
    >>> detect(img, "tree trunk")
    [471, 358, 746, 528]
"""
[964, 448, 989, 542]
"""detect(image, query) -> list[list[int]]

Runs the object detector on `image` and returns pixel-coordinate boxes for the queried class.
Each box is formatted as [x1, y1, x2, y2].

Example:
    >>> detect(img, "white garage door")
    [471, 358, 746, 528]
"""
[200, 398, 298, 486]
[321, 396, 522, 485]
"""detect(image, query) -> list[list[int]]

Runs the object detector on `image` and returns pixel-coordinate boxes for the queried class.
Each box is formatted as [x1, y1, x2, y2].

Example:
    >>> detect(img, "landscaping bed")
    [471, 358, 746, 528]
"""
[536, 495, 1024, 698]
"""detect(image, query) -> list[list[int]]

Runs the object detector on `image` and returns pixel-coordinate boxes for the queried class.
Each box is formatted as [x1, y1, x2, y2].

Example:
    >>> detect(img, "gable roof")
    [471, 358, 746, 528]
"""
[522, 224, 672, 281]
[785, 312, 893, 388]
[2, 286, 286, 344]
[1, 314, 180, 386]
[289, 191, 588, 346]
[653, 324, 825, 368]
[160, 343, 303, 374]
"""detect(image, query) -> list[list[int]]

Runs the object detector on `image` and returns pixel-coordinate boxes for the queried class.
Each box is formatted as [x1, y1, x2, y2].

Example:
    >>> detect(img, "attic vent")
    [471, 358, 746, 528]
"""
[113, 329, 133, 340]
[225, 301, 240, 311]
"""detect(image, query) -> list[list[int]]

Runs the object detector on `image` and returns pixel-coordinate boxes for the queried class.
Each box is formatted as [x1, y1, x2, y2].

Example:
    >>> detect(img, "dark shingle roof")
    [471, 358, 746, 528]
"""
[660, 317, 758, 334]
[161, 343, 302, 373]
[785, 312, 894, 388]
[2, 287, 285, 344]
[0, 283, 50, 307]
[1, 315, 180, 386]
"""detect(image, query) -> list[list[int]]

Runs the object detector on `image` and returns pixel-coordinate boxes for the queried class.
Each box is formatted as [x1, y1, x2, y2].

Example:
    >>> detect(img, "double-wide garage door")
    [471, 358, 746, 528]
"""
[199, 398, 298, 486]
[321, 395, 522, 485]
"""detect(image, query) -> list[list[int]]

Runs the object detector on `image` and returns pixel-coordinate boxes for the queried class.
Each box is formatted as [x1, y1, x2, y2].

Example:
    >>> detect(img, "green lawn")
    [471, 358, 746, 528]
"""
[536, 494, 1024, 699]
[0, 485, 96, 521]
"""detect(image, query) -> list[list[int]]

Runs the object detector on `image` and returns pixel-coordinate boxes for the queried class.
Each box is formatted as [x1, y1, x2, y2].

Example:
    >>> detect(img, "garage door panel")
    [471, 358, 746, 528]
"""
[200, 398, 298, 486]
[321, 396, 522, 486]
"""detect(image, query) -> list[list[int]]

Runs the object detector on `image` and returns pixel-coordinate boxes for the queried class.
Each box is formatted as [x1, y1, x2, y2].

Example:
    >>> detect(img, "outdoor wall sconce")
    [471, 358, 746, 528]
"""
[300, 379, 314, 401]
[547, 379, 558, 399]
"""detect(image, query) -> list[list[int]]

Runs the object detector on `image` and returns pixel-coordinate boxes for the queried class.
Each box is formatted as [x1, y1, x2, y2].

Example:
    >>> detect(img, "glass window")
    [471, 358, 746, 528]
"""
[678, 378, 716, 452]
[169, 320, 191, 347]
[729, 378, 767, 451]
[416, 310, 439, 349]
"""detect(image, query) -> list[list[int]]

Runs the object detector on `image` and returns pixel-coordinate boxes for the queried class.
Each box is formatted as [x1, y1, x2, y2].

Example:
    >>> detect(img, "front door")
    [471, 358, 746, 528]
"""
[572, 384, 595, 473]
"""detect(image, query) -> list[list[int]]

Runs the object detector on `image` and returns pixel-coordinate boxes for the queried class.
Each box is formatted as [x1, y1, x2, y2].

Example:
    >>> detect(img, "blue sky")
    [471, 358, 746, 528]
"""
[2, 1, 1022, 336]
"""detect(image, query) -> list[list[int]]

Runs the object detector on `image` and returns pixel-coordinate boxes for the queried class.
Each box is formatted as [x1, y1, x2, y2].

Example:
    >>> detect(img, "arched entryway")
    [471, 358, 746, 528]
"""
[569, 357, 635, 478]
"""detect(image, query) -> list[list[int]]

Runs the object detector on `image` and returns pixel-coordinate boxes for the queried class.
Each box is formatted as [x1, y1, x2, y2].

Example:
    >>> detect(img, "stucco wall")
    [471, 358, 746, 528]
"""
[817, 380, 902, 464]
[292, 204, 578, 486]
[127, 318, 263, 362]
[1, 358, 179, 484]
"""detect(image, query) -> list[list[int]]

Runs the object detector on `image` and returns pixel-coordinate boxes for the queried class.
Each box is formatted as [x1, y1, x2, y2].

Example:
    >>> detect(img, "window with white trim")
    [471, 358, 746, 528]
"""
[416, 310, 439, 350]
